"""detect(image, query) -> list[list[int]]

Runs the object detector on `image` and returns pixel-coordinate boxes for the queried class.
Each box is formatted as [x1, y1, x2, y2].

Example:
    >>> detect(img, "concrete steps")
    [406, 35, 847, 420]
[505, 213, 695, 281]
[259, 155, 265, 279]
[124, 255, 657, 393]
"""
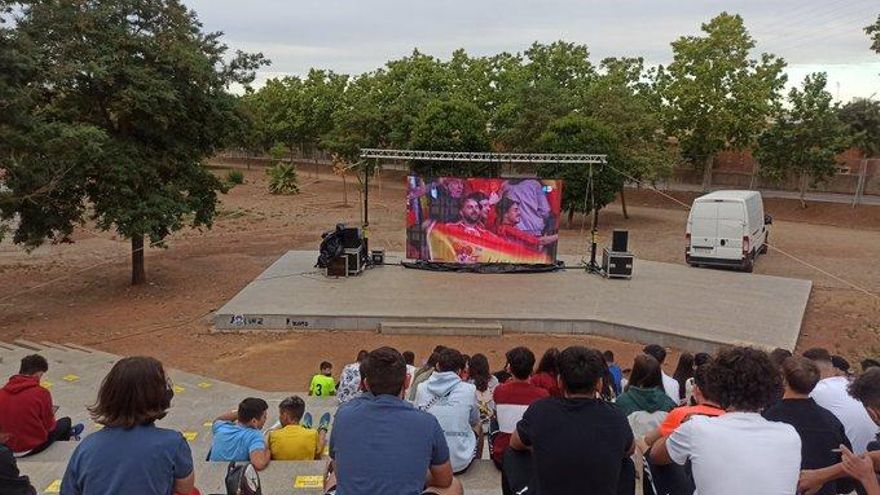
[380, 320, 503, 336]
[2, 341, 503, 495]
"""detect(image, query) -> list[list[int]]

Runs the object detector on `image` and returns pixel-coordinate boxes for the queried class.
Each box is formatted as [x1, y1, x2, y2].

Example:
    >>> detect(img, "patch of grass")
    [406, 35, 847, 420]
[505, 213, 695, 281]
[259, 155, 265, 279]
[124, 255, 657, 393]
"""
[226, 169, 245, 185]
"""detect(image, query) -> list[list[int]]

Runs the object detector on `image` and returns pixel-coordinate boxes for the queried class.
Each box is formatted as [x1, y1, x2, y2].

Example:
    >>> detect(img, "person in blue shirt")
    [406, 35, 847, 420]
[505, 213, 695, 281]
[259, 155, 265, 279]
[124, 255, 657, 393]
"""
[209, 398, 270, 470]
[325, 347, 462, 495]
[604, 350, 623, 396]
[60, 357, 195, 495]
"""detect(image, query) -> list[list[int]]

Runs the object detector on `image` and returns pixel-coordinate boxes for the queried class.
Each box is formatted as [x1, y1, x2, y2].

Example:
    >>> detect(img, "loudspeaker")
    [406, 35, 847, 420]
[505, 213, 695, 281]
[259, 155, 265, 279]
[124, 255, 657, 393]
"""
[344, 247, 365, 275]
[612, 230, 629, 252]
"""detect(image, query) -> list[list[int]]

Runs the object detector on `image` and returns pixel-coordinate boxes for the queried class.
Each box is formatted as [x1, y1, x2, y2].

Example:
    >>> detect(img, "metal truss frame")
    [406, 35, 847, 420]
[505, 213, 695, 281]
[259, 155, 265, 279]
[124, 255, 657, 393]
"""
[359, 148, 606, 164]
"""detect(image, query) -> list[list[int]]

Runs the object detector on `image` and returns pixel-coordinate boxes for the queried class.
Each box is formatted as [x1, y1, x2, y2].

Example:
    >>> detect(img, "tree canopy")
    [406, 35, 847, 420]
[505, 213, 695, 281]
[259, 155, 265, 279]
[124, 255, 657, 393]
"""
[656, 12, 787, 189]
[0, 0, 267, 284]
[755, 73, 851, 207]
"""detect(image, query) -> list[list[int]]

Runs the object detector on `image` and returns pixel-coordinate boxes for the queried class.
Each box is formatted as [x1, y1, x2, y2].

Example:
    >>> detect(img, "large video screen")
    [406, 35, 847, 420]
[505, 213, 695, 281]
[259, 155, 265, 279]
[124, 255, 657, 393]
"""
[406, 177, 563, 264]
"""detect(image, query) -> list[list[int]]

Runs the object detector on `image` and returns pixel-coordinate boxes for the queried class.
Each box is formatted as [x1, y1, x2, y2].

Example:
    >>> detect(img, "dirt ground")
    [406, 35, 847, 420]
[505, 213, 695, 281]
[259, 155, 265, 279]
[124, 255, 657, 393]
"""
[1, 166, 879, 391]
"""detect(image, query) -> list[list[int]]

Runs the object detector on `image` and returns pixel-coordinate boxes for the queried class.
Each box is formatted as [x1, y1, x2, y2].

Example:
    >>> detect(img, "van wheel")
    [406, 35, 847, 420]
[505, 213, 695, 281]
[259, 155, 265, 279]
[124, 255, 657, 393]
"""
[742, 256, 754, 273]
[759, 235, 769, 255]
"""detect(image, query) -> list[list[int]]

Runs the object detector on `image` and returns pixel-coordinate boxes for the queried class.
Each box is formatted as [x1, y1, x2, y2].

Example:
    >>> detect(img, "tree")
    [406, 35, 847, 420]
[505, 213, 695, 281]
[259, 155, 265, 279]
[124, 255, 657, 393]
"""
[491, 42, 596, 151]
[0, 0, 267, 284]
[656, 12, 787, 190]
[839, 99, 880, 157]
[408, 99, 493, 177]
[584, 57, 677, 216]
[867, 14, 880, 54]
[535, 115, 622, 225]
[755, 73, 850, 208]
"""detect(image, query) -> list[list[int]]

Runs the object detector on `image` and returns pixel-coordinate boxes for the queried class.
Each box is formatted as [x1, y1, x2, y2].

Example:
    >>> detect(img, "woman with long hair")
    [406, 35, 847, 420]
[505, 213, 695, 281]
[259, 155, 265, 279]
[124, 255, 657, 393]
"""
[530, 348, 562, 397]
[60, 357, 197, 495]
[615, 355, 677, 417]
[672, 353, 695, 403]
[466, 353, 499, 455]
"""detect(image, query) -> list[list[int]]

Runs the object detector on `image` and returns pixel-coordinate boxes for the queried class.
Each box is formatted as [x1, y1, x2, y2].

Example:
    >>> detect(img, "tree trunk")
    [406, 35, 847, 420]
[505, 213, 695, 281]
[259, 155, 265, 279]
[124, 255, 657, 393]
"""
[342, 170, 348, 206]
[701, 154, 714, 192]
[619, 186, 629, 220]
[799, 171, 808, 209]
[131, 234, 145, 285]
[567, 208, 575, 228]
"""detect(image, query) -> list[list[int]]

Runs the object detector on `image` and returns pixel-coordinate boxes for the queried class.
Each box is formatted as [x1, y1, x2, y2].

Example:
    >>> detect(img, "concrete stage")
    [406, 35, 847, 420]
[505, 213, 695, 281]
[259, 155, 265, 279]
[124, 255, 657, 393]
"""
[214, 251, 812, 352]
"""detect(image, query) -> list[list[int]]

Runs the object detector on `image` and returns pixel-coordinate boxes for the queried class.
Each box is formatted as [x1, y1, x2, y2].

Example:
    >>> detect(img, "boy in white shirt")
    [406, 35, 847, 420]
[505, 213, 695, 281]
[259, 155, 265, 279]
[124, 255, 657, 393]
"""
[650, 346, 802, 495]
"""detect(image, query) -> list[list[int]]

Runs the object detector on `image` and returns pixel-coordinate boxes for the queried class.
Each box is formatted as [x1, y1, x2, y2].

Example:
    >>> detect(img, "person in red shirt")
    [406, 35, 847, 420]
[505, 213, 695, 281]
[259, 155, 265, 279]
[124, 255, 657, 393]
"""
[530, 348, 562, 398]
[0, 355, 83, 455]
[494, 197, 558, 250]
[490, 346, 549, 468]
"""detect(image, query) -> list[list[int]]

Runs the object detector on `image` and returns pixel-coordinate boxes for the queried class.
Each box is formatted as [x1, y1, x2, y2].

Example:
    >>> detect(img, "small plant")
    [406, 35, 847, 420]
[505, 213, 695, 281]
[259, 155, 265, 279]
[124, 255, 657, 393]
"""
[267, 163, 300, 195]
[226, 169, 245, 185]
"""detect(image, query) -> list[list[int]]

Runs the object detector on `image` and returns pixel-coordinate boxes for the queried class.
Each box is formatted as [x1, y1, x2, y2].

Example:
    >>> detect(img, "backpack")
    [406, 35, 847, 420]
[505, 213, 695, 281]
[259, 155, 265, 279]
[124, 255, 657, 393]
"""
[224, 462, 261, 495]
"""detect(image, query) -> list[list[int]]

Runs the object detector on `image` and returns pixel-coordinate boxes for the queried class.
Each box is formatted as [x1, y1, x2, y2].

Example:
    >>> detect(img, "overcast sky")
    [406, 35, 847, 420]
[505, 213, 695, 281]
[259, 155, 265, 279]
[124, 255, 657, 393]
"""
[187, 0, 879, 102]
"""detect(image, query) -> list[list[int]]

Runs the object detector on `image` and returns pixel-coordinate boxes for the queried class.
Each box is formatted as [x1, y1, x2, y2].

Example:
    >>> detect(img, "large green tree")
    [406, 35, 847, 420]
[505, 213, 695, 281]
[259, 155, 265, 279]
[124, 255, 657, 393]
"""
[839, 99, 880, 157]
[755, 73, 850, 207]
[536, 115, 622, 225]
[0, 0, 267, 284]
[656, 12, 787, 190]
[408, 99, 493, 177]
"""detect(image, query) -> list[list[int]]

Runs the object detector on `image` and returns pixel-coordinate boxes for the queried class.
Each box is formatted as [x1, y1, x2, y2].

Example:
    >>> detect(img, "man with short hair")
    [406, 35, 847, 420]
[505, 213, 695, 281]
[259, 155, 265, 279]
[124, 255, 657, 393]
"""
[267, 396, 330, 461]
[209, 398, 271, 470]
[506, 346, 635, 495]
[799, 368, 880, 494]
[326, 347, 462, 495]
[604, 350, 623, 396]
[0, 355, 82, 455]
[337, 350, 368, 405]
[805, 348, 879, 453]
[309, 362, 336, 397]
[643, 344, 679, 403]
[490, 346, 548, 467]
[761, 356, 850, 495]
[651, 347, 802, 495]
[415, 348, 481, 474]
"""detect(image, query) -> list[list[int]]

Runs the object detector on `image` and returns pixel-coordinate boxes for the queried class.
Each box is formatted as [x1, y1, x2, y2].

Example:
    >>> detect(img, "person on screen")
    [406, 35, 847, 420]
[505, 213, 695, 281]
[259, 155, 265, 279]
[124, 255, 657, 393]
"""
[495, 197, 558, 250]
[454, 194, 490, 235]
[502, 179, 552, 236]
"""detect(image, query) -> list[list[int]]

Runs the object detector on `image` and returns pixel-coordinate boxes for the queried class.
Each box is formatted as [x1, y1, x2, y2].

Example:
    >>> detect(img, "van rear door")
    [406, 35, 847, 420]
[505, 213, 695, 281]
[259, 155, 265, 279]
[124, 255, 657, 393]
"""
[716, 201, 746, 260]
[689, 202, 717, 256]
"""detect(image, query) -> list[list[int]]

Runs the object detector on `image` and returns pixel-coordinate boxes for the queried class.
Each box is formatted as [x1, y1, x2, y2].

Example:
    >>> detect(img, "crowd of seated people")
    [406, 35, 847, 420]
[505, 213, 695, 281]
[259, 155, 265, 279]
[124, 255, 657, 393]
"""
[4, 343, 880, 495]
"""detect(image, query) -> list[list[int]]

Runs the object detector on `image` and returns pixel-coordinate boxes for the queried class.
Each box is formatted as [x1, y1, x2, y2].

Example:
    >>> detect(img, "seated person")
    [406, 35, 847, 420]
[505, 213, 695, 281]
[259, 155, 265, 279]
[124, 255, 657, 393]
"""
[267, 396, 330, 460]
[0, 430, 35, 495]
[0, 355, 83, 456]
[494, 198, 558, 250]
[763, 356, 851, 495]
[650, 347, 802, 495]
[799, 367, 880, 494]
[310, 362, 336, 397]
[614, 355, 678, 417]
[507, 346, 635, 495]
[60, 357, 195, 495]
[644, 363, 724, 445]
[326, 346, 462, 495]
[209, 398, 270, 470]
[491, 346, 548, 467]
[414, 347, 481, 474]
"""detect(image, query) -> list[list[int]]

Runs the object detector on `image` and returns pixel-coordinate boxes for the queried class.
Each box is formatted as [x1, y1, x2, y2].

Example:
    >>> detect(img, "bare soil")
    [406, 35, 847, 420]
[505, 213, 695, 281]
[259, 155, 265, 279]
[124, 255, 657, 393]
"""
[1, 166, 878, 390]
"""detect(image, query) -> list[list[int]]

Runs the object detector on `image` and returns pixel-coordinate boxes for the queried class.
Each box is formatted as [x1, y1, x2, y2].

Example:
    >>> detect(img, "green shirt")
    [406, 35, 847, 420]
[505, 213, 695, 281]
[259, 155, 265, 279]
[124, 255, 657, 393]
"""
[310, 374, 336, 397]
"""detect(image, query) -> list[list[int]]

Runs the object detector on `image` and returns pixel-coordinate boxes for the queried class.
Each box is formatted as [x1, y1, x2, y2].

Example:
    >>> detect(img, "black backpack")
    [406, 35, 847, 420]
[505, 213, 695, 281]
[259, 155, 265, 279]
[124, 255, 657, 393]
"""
[224, 462, 261, 495]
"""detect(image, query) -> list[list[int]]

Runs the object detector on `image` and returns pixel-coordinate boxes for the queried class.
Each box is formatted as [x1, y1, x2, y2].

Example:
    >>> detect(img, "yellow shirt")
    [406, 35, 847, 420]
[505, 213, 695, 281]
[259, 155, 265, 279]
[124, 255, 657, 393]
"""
[268, 424, 320, 460]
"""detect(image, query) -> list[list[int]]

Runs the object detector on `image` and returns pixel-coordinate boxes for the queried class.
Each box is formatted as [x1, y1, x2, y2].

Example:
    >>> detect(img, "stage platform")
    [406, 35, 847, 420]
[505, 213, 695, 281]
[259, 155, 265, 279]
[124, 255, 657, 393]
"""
[214, 251, 812, 352]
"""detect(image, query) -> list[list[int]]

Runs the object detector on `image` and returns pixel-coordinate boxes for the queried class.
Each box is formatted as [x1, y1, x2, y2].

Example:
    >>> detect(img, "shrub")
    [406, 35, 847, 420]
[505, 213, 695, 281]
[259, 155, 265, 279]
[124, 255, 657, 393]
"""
[267, 163, 300, 195]
[226, 169, 245, 185]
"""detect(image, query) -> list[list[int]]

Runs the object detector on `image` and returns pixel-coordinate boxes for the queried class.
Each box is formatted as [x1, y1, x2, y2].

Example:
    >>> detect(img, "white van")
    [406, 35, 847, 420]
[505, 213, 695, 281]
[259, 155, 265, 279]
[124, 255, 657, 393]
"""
[685, 190, 771, 272]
